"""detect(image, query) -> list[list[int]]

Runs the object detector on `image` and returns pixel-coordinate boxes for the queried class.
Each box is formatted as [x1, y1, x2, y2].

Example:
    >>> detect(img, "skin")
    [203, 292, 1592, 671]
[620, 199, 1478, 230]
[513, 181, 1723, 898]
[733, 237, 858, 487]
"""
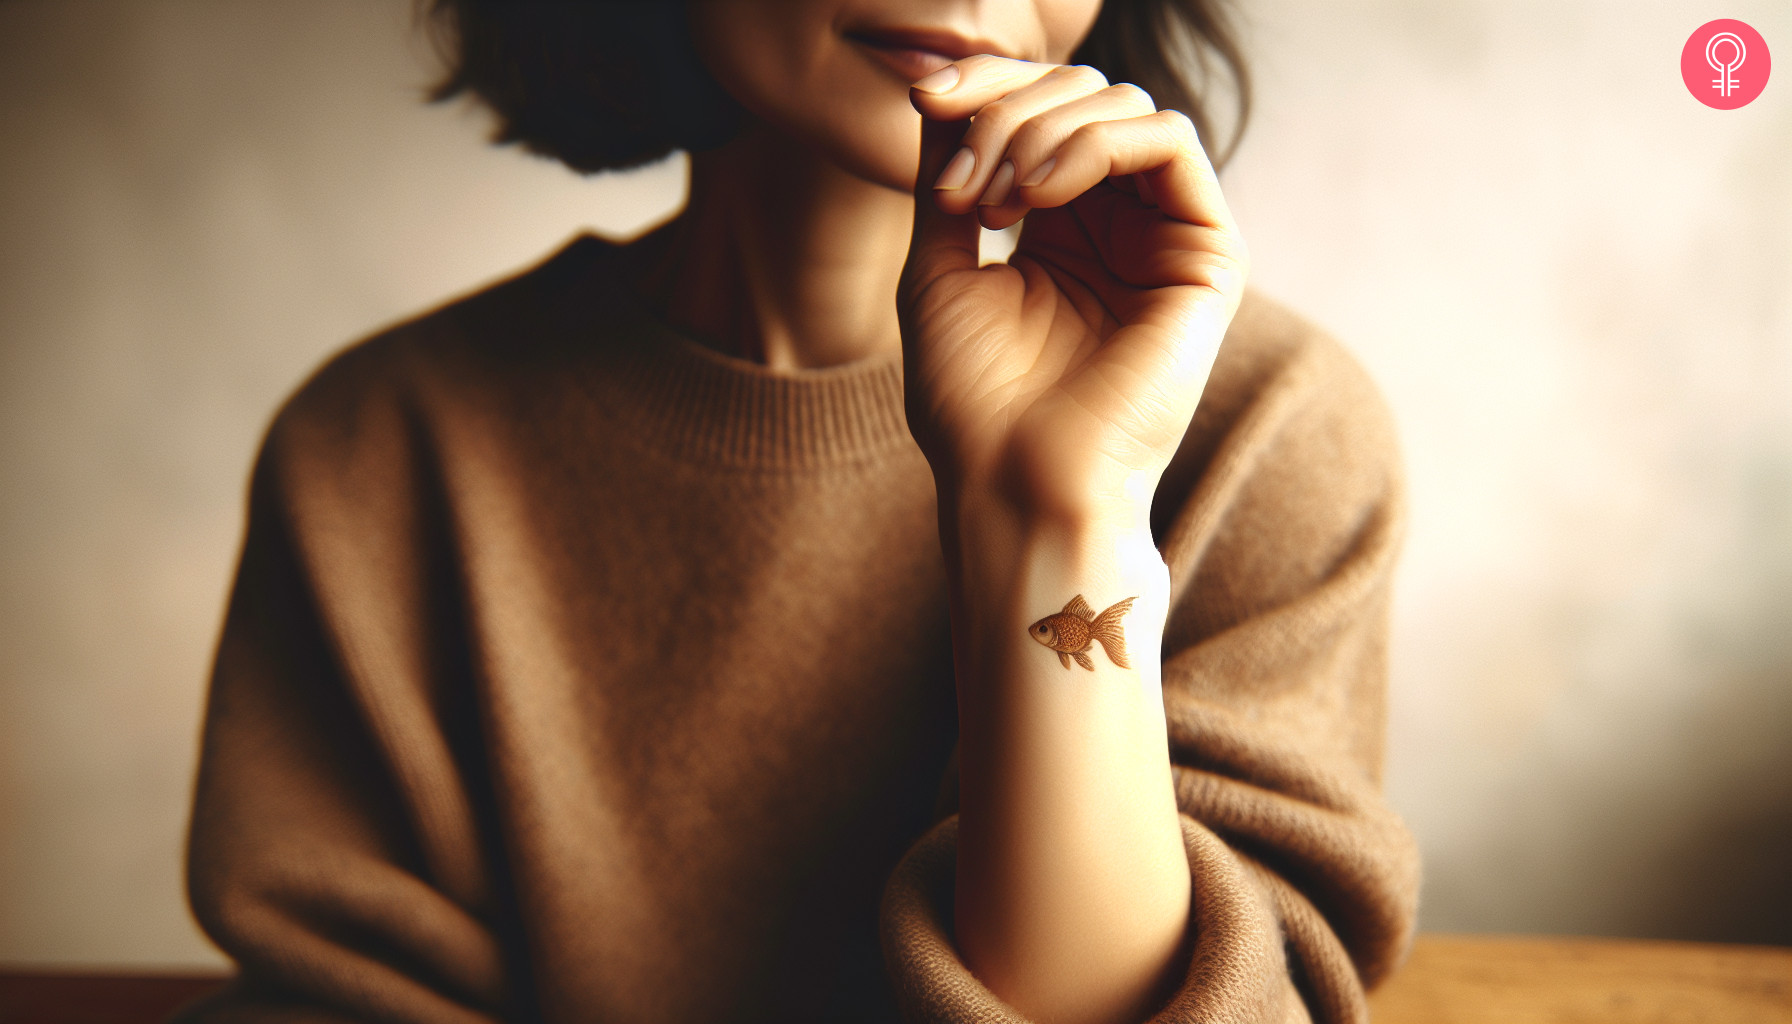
[645, 3, 1251, 1021]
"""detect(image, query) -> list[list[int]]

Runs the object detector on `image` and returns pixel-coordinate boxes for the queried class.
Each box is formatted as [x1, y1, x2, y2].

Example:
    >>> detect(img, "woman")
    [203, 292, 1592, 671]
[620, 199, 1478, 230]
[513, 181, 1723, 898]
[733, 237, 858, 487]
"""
[181, 1, 1419, 1022]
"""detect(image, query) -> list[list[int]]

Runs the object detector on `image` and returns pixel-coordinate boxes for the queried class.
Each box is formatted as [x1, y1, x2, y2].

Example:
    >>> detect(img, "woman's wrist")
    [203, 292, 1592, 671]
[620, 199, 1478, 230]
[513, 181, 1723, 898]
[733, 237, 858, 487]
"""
[939, 486, 1161, 583]
[938, 486, 1171, 692]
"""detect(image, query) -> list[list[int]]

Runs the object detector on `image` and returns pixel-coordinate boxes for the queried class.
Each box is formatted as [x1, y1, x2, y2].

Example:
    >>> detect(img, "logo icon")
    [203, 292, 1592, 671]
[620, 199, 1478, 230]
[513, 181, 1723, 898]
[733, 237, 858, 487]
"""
[1682, 20, 1770, 109]
[1708, 31, 1746, 96]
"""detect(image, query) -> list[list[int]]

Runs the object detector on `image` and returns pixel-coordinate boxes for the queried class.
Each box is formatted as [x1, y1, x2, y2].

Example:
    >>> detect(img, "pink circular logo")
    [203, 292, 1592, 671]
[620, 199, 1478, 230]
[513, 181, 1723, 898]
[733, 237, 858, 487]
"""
[1681, 19, 1770, 109]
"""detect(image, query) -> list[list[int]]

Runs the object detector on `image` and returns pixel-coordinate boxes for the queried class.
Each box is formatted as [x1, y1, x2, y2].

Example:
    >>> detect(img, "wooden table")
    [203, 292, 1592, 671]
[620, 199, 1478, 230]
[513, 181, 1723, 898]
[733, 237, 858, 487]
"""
[1368, 935, 1792, 1023]
[3, 935, 1788, 1023]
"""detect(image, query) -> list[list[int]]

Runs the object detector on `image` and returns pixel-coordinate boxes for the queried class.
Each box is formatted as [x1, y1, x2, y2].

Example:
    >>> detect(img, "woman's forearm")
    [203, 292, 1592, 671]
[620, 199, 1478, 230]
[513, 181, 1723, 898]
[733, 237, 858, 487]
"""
[944, 491, 1192, 1024]
[895, 48, 1246, 1023]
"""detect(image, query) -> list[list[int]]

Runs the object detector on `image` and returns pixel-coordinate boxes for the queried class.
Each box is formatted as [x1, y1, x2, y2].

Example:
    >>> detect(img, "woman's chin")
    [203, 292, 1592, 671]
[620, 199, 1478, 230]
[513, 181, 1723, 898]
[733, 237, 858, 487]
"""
[802, 105, 923, 193]
[841, 134, 925, 194]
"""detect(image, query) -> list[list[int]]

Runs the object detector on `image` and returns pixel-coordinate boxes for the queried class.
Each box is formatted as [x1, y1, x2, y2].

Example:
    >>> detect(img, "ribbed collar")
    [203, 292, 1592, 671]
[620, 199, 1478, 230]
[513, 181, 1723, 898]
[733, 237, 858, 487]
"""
[569, 236, 914, 470]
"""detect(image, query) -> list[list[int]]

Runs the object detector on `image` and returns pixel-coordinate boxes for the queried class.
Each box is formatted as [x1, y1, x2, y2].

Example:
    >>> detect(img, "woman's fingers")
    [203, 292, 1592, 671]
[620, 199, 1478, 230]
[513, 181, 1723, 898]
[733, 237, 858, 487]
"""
[966, 84, 1160, 222]
[916, 61, 1114, 212]
[904, 117, 982, 290]
[908, 54, 1065, 117]
[911, 57, 1228, 234]
[1000, 83, 1158, 184]
[1010, 109, 1234, 231]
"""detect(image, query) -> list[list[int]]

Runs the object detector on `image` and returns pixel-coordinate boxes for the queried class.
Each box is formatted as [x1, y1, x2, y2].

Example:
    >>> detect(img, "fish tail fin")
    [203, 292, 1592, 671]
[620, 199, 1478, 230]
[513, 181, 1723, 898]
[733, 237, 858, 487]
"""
[1089, 597, 1137, 669]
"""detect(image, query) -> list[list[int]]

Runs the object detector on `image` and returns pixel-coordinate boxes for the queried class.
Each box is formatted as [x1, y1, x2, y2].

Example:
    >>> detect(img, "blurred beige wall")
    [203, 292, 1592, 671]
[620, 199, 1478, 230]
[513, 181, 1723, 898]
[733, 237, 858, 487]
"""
[0, 0, 1786, 968]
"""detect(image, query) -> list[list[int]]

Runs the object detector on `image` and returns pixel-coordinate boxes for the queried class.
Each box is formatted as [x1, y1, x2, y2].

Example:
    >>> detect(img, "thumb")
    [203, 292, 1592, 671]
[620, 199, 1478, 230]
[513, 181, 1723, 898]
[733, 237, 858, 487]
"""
[903, 115, 981, 292]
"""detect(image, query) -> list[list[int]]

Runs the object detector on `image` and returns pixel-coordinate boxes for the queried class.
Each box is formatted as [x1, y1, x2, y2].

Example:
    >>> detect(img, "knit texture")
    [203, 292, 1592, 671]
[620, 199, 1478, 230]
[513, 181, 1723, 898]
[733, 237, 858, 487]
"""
[179, 234, 1419, 1024]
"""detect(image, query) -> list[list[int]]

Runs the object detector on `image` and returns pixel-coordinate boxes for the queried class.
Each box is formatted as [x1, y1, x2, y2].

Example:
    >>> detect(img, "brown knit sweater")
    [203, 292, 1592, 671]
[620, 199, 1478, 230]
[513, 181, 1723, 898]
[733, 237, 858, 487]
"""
[179, 234, 1419, 1024]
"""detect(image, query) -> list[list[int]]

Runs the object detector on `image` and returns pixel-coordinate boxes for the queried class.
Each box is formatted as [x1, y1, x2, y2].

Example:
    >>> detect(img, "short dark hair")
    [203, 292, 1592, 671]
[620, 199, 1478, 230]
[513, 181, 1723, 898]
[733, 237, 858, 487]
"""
[421, 0, 1251, 174]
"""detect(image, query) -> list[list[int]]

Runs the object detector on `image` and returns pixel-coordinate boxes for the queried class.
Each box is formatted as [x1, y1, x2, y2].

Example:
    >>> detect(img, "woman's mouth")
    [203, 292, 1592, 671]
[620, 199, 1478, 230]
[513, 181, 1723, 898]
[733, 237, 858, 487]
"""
[844, 27, 1006, 84]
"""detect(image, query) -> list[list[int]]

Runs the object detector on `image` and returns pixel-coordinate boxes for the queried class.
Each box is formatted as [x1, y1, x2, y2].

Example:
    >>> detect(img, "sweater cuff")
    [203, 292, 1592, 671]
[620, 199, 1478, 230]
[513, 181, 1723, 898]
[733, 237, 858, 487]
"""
[879, 814, 1306, 1023]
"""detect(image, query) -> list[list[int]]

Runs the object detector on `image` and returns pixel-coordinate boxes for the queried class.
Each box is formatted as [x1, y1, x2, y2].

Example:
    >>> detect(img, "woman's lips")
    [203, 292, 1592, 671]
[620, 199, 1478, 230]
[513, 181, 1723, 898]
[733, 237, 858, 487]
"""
[844, 28, 1010, 84]
[855, 43, 956, 82]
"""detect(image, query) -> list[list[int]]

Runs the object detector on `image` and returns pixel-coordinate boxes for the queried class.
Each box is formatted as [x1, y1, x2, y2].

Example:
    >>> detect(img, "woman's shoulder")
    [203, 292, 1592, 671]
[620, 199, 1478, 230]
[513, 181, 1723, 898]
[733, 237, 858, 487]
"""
[254, 234, 629, 487]
[270, 236, 619, 437]
[1178, 288, 1399, 469]
[1152, 288, 1404, 552]
[1207, 289, 1394, 436]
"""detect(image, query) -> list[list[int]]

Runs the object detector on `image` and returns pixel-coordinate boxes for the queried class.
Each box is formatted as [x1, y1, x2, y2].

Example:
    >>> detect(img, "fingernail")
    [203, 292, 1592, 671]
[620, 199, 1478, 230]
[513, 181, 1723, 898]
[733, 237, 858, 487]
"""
[911, 64, 961, 94]
[979, 161, 1016, 206]
[933, 147, 975, 190]
[1020, 157, 1056, 188]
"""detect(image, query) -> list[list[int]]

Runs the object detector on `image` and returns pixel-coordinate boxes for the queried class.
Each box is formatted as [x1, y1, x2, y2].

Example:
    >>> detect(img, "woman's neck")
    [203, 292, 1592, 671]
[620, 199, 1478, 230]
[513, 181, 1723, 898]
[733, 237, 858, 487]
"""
[636, 125, 914, 371]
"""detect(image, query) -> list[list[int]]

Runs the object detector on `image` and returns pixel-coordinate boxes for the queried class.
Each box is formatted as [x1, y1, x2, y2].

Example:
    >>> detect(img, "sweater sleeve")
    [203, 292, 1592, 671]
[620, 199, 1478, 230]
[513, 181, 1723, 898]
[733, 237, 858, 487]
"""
[877, 297, 1422, 1024]
[177, 344, 510, 1024]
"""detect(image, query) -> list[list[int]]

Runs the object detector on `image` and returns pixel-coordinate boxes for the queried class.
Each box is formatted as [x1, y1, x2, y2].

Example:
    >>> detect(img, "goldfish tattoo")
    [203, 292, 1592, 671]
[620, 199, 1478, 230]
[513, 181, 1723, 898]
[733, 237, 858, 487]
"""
[1028, 594, 1137, 671]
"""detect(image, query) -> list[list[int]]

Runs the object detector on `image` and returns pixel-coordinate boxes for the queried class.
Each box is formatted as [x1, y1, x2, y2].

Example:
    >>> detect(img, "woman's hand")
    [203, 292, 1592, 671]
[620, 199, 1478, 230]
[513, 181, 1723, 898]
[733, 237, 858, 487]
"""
[901, 56, 1248, 531]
